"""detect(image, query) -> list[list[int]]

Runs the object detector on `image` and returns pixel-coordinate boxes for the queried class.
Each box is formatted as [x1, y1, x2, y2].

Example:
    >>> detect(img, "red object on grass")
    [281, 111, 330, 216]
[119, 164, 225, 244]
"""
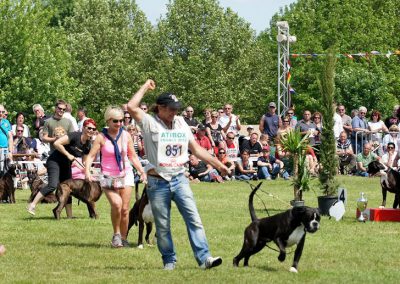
[356, 208, 400, 222]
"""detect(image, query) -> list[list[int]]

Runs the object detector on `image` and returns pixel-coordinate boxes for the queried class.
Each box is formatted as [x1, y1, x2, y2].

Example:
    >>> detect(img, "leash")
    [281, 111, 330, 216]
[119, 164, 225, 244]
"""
[246, 181, 291, 216]
[73, 158, 85, 169]
[245, 181, 295, 254]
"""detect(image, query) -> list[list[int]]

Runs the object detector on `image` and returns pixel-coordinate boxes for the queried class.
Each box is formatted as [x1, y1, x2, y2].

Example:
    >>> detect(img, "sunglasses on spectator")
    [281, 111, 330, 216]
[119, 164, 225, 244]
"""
[283, 120, 289, 123]
[218, 151, 225, 154]
[86, 127, 96, 131]
[112, 119, 124, 123]
[287, 112, 294, 115]
[124, 116, 131, 119]
[227, 137, 235, 140]
[17, 129, 24, 133]
[57, 107, 66, 112]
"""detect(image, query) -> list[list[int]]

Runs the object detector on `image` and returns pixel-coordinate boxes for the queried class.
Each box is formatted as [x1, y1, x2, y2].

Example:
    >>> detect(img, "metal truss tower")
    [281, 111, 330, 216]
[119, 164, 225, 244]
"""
[277, 21, 296, 116]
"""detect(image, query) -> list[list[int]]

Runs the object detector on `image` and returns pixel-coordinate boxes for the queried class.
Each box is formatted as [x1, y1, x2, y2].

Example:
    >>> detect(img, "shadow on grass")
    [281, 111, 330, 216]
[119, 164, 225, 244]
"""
[234, 265, 278, 272]
[48, 241, 105, 249]
[23, 216, 56, 220]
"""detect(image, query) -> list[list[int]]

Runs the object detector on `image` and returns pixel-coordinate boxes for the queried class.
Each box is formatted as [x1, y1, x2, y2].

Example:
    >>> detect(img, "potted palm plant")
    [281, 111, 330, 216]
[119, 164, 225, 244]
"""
[317, 51, 339, 215]
[280, 129, 311, 206]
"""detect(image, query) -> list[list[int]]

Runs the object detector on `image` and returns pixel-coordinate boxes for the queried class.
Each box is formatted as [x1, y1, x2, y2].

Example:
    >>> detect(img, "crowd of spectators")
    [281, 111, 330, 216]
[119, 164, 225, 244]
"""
[179, 102, 400, 180]
[2, 100, 400, 186]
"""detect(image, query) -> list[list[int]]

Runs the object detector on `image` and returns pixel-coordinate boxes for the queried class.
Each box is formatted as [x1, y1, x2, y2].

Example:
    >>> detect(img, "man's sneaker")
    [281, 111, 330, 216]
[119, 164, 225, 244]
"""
[163, 262, 176, 271]
[200, 256, 222, 269]
[111, 233, 123, 248]
[122, 239, 130, 248]
[26, 205, 35, 216]
[266, 177, 271, 180]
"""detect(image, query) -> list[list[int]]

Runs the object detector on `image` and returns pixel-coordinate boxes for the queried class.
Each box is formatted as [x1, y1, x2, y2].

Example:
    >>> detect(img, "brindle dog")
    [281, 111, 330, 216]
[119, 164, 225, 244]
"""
[27, 169, 57, 204]
[53, 179, 102, 220]
[0, 163, 19, 203]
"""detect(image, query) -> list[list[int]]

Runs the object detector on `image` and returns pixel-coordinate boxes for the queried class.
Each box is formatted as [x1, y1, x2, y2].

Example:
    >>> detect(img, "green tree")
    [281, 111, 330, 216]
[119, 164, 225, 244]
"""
[265, 0, 400, 117]
[65, 0, 153, 123]
[151, 0, 272, 123]
[318, 52, 338, 196]
[0, 0, 77, 118]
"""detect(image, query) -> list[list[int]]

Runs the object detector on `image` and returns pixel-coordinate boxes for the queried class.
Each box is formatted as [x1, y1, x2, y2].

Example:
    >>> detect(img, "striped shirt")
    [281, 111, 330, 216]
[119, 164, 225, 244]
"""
[336, 138, 352, 151]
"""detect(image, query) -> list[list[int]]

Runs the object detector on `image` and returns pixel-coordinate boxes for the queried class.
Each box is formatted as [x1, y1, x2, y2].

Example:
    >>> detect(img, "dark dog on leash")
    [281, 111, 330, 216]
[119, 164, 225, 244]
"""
[53, 179, 102, 220]
[233, 182, 320, 273]
[0, 163, 19, 203]
[367, 160, 400, 208]
[127, 186, 154, 249]
[27, 169, 57, 204]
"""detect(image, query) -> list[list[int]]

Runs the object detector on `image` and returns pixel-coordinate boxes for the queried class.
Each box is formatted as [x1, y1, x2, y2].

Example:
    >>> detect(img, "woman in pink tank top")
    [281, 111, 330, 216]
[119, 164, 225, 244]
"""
[85, 106, 147, 248]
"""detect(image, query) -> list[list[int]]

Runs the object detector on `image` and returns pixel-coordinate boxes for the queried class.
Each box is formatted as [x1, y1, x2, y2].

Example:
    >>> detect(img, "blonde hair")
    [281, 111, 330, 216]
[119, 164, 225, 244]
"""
[104, 106, 123, 122]
[53, 126, 66, 138]
[389, 124, 399, 132]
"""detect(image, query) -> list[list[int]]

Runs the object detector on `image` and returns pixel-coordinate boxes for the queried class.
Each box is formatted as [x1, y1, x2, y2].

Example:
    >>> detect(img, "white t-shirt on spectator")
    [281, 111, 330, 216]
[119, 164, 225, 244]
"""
[381, 151, 399, 169]
[333, 113, 344, 139]
[63, 112, 79, 132]
[368, 120, 385, 141]
[219, 114, 239, 136]
[382, 133, 399, 152]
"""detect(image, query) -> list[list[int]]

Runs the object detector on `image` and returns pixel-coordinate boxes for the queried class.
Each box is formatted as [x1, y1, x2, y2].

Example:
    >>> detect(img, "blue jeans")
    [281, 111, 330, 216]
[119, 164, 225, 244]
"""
[356, 171, 369, 177]
[257, 164, 281, 179]
[0, 148, 8, 174]
[146, 173, 211, 266]
[199, 169, 219, 182]
[235, 174, 251, 181]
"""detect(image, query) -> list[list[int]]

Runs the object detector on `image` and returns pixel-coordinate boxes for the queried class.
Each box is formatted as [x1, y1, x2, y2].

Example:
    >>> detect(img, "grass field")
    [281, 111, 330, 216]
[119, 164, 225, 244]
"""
[1, 176, 399, 283]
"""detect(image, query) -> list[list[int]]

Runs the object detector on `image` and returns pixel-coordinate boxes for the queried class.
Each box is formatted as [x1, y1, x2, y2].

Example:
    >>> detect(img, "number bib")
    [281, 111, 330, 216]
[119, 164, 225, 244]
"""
[157, 128, 189, 173]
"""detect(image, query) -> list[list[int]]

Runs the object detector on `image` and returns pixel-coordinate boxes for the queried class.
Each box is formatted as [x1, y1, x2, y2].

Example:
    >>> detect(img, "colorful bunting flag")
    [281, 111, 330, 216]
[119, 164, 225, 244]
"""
[290, 50, 400, 58]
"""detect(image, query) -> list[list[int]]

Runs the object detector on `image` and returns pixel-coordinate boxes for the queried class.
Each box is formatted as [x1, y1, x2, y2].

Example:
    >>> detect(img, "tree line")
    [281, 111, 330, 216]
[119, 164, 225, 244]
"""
[1, 0, 399, 126]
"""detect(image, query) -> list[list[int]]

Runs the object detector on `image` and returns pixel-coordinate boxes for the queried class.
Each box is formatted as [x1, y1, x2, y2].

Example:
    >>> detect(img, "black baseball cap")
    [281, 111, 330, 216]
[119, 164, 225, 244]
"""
[156, 93, 182, 109]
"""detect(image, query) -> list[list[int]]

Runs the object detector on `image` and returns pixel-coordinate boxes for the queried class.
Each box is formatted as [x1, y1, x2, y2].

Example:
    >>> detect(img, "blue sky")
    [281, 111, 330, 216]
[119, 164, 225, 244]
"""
[136, 0, 296, 34]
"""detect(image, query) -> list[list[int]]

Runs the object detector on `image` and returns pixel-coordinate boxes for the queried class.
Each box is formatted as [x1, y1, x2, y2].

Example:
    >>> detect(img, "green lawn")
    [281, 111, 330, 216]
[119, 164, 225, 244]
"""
[1, 176, 399, 283]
